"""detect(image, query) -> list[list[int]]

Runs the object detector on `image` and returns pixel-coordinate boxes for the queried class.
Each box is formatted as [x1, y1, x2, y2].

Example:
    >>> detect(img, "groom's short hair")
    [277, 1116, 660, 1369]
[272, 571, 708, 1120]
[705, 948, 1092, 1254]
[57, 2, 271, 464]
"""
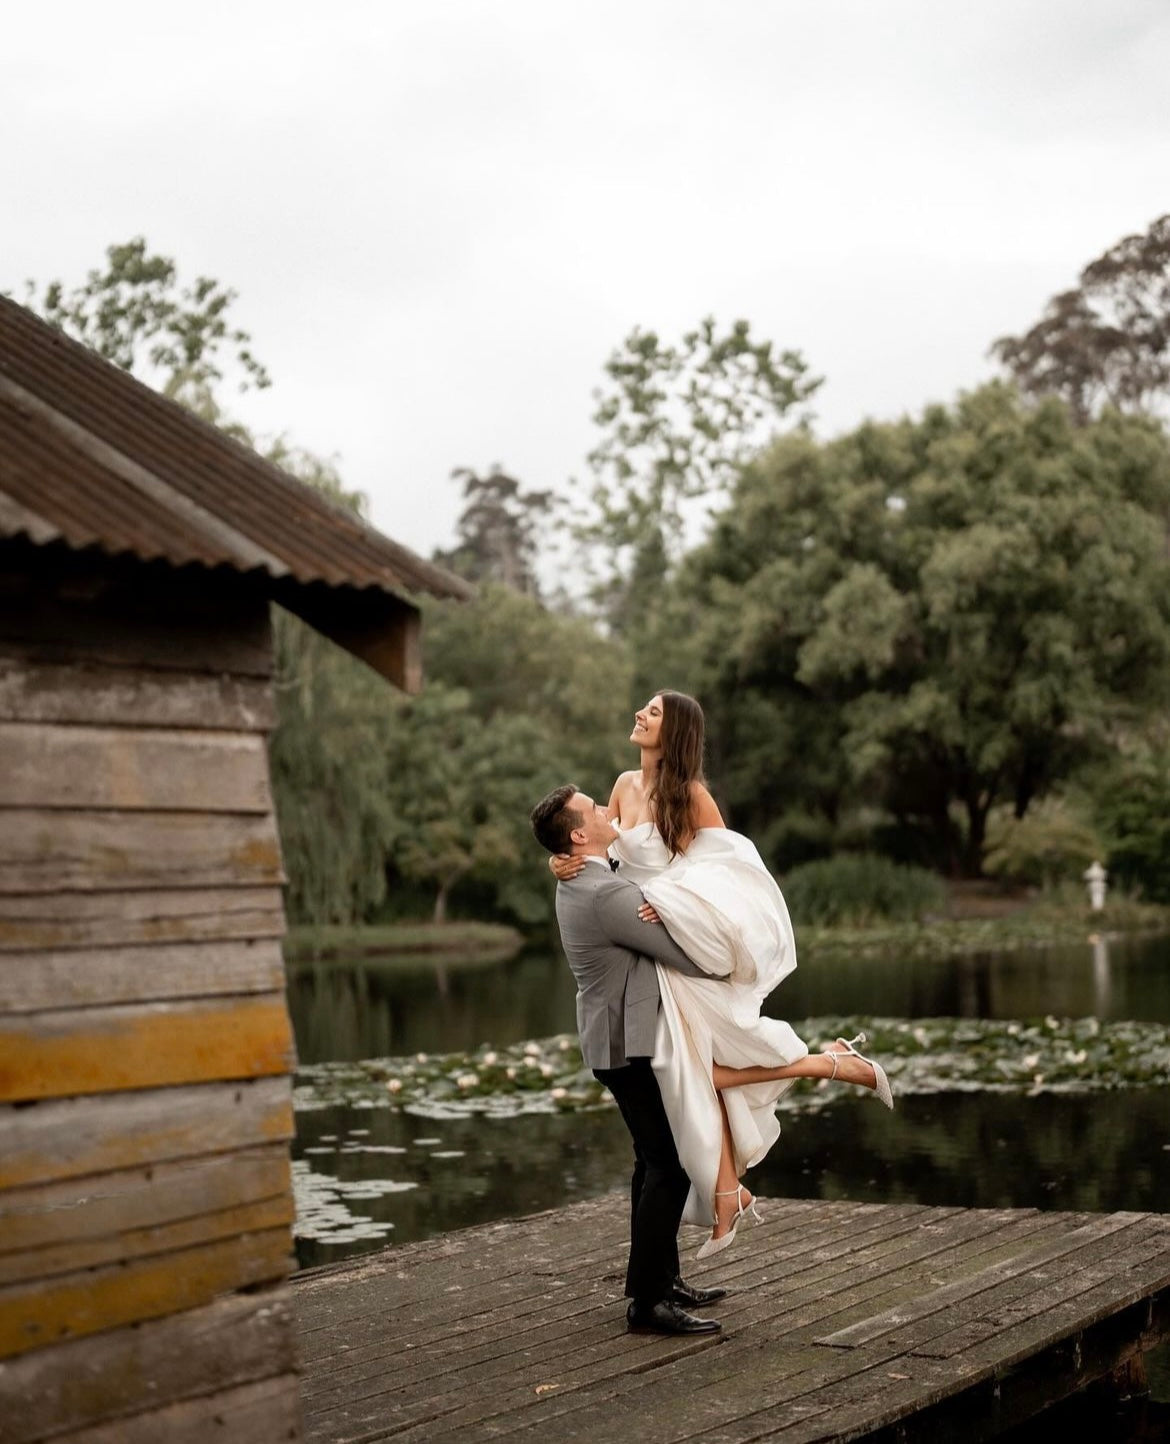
[530, 783, 581, 854]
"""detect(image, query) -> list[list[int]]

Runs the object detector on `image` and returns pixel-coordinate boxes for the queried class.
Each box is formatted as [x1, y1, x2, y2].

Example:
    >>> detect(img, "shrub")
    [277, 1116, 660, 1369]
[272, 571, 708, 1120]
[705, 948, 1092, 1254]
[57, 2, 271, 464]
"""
[781, 853, 946, 926]
[1089, 750, 1170, 904]
[982, 798, 1104, 889]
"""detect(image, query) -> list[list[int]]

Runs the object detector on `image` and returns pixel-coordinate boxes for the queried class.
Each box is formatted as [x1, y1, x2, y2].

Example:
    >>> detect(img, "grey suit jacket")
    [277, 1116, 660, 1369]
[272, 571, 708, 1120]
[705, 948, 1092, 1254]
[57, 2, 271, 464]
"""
[554, 861, 707, 1070]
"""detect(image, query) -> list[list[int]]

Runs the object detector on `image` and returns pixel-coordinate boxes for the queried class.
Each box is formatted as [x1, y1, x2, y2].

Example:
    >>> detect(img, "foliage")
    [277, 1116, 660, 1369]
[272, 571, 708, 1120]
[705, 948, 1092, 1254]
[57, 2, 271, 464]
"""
[662, 384, 1170, 873]
[381, 684, 568, 925]
[269, 612, 404, 925]
[433, 467, 556, 597]
[23, 236, 270, 414]
[422, 582, 632, 789]
[992, 213, 1170, 422]
[582, 316, 820, 630]
[982, 797, 1105, 889]
[781, 855, 946, 926]
[1088, 747, 1170, 903]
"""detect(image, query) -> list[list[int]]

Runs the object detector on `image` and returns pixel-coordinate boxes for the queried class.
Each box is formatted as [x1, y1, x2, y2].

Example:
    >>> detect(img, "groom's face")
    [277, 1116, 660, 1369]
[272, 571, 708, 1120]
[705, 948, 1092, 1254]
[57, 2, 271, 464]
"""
[568, 792, 613, 852]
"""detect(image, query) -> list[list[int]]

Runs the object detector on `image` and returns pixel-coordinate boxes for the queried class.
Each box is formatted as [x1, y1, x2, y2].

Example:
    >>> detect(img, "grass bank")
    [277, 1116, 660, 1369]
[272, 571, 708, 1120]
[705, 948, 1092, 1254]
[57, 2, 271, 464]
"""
[799, 894, 1170, 962]
[284, 920, 524, 963]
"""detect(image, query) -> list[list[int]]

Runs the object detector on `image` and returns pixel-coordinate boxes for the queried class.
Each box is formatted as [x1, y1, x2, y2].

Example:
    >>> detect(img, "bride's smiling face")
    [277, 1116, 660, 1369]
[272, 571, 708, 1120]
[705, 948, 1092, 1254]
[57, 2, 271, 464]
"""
[631, 695, 664, 748]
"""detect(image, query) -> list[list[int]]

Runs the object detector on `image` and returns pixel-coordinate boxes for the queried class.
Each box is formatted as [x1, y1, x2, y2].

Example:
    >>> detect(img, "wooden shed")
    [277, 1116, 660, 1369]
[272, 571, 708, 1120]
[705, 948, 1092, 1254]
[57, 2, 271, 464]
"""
[0, 296, 471, 1441]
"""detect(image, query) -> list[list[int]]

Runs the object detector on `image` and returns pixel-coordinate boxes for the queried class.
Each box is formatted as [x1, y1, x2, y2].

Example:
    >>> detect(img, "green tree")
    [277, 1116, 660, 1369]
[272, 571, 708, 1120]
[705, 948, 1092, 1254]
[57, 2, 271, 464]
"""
[1088, 747, 1170, 902]
[24, 237, 270, 417]
[384, 686, 565, 923]
[992, 214, 1170, 423]
[423, 581, 633, 788]
[666, 384, 1170, 874]
[582, 317, 821, 630]
[433, 466, 555, 596]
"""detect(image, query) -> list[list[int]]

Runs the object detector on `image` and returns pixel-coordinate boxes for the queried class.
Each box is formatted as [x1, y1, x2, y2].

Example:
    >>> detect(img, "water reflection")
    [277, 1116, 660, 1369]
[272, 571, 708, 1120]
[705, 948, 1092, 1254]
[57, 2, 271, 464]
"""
[287, 947, 578, 1063]
[777, 931, 1170, 1025]
[286, 933, 1170, 1066]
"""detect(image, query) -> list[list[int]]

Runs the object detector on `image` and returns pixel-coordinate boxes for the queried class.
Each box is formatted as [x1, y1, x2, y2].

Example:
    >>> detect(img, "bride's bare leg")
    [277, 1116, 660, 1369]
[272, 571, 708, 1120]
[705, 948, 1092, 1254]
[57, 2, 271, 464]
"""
[710, 1092, 746, 1240]
[712, 1041, 877, 1093]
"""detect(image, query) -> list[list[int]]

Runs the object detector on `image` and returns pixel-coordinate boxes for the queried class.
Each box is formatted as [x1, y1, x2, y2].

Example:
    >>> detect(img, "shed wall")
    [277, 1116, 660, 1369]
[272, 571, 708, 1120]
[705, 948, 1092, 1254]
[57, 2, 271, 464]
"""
[0, 548, 302, 1441]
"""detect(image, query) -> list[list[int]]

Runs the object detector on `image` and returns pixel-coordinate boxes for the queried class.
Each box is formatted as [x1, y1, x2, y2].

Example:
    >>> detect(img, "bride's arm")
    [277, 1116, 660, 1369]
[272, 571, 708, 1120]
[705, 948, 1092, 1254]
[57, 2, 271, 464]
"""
[548, 774, 626, 881]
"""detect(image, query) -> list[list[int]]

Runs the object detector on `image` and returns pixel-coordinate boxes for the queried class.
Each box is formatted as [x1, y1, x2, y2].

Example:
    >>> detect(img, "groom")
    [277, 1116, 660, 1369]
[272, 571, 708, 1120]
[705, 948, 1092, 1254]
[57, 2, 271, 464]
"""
[530, 783, 725, 1337]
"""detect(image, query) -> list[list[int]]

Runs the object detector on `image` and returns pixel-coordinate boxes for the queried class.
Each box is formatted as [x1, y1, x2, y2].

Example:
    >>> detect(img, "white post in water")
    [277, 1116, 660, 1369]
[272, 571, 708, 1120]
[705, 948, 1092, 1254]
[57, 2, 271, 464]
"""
[1083, 860, 1108, 911]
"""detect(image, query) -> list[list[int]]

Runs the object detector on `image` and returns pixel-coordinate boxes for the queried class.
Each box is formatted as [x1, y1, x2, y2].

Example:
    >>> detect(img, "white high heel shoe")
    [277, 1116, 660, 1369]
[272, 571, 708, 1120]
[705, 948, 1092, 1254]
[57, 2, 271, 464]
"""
[696, 1185, 762, 1261]
[828, 1031, 894, 1110]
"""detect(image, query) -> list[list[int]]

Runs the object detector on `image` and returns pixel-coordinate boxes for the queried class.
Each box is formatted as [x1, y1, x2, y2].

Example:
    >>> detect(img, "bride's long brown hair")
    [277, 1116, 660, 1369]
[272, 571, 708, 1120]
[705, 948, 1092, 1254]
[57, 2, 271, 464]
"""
[649, 690, 707, 857]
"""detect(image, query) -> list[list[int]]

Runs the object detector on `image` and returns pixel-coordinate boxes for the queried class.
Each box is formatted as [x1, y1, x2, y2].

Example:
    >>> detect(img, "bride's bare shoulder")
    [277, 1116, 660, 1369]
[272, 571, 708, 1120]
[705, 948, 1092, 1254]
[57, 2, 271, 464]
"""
[689, 780, 726, 829]
[607, 771, 638, 813]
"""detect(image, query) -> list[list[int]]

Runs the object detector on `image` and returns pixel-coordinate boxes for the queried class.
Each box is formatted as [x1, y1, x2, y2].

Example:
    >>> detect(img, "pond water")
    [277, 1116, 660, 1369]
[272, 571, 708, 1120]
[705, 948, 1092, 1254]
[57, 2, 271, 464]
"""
[286, 930, 1170, 1066]
[287, 930, 1170, 1271]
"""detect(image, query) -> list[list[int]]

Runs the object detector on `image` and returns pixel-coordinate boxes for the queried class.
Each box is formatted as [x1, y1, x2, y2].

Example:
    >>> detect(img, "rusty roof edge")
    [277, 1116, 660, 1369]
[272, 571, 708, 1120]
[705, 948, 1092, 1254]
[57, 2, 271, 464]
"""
[0, 522, 480, 608]
[0, 374, 294, 579]
[256, 457, 477, 601]
[0, 492, 61, 545]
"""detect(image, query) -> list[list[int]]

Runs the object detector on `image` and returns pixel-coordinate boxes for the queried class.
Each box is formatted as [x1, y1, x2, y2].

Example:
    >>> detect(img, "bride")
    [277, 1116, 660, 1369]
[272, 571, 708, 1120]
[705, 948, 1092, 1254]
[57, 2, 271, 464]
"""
[551, 689, 892, 1257]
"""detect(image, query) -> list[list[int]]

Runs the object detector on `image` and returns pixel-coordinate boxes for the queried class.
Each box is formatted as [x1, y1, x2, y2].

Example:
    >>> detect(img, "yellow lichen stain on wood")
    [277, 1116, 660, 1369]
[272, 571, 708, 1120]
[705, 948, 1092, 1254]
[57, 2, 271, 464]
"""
[0, 996, 295, 1102]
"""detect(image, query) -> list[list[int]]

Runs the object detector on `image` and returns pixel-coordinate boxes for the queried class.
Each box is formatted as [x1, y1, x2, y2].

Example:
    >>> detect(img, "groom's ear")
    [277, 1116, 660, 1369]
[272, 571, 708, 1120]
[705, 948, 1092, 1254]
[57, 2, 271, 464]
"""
[568, 823, 588, 848]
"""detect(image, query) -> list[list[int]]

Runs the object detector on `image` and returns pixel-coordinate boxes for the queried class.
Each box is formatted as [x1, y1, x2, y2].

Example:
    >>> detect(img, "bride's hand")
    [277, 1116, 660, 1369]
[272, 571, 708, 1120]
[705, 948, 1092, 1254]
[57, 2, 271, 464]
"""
[638, 903, 662, 925]
[549, 853, 586, 881]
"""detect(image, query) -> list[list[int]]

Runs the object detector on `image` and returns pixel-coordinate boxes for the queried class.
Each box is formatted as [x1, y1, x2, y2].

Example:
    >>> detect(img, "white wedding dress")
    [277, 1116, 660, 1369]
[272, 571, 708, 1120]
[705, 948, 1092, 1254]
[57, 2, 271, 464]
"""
[608, 823, 809, 1228]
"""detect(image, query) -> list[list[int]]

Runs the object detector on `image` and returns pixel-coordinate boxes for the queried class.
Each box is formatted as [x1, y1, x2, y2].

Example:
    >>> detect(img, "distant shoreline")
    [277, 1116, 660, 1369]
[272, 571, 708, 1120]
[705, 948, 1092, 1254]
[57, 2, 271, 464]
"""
[283, 901, 1170, 970]
[283, 920, 524, 963]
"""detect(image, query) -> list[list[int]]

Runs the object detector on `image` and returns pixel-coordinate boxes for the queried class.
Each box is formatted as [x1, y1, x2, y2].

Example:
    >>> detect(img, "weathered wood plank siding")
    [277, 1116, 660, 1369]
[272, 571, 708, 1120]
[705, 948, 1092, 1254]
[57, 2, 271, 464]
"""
[0, 554, 302, 1441]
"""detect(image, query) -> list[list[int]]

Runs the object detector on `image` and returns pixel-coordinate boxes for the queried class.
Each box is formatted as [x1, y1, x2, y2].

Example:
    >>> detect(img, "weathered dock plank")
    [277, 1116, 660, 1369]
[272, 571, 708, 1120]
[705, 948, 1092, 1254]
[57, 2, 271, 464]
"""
[293, 1195, 1170, 1443]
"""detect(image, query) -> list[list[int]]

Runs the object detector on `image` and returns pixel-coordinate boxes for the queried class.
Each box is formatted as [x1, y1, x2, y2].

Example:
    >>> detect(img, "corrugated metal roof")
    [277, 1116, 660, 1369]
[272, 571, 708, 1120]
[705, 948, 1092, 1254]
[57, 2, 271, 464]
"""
[0, 296, 473, 603]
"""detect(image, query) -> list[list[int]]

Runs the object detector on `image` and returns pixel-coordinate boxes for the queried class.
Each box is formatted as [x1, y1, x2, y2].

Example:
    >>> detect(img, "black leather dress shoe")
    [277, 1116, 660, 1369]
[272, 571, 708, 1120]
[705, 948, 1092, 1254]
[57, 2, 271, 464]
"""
[672, 1277, 728, 1308]
[626, 1300, 721, 1335]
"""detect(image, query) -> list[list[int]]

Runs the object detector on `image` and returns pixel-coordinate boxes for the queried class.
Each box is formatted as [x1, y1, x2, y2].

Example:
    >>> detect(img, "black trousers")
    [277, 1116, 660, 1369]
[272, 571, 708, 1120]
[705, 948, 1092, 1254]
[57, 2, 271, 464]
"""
[593, 1056, 691, 1308]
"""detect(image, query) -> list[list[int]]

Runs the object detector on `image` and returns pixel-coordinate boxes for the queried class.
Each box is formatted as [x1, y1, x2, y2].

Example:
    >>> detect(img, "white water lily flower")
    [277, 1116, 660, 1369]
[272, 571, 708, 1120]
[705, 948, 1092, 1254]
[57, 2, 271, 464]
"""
[482, 1051, 498, 1066]
[1086, 1018, 1100, 1036]
[1022, 1054, 1041, 1070]
[558, 1038, 572, 1051]
[1044, 1016, 1060, 1030]
[524, 1042, 542, 1057]
[416, 1052, 429, 1063]
[540, 1063, 554, 1078]
[386, 1079, 403, 1093]
[456, 1073, 478, 1089]
[550, 1087, 567, 1100]
[1065, 1050, 1087, 1065]
[505, 1067, 517, 1079]
[912, 1027, 929, 1047]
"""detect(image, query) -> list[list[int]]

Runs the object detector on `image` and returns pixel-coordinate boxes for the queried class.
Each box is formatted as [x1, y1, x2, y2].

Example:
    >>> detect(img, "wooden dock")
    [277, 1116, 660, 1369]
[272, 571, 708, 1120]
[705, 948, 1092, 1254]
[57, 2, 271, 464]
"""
[293, 1194, 1170, 1442]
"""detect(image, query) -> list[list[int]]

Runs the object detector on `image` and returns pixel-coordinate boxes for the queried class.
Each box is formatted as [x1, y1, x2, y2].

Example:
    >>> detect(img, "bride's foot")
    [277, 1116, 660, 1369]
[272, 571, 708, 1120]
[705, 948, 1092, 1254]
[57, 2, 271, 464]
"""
[713, 1184, 753, 1238]
[825, 1032, 894, 1110]
[696, 1186, 760, 1261]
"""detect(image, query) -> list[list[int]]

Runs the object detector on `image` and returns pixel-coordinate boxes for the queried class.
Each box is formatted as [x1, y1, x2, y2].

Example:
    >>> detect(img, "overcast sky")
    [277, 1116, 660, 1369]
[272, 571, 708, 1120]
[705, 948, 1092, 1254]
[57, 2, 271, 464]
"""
[4, 1, 1168, 559]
